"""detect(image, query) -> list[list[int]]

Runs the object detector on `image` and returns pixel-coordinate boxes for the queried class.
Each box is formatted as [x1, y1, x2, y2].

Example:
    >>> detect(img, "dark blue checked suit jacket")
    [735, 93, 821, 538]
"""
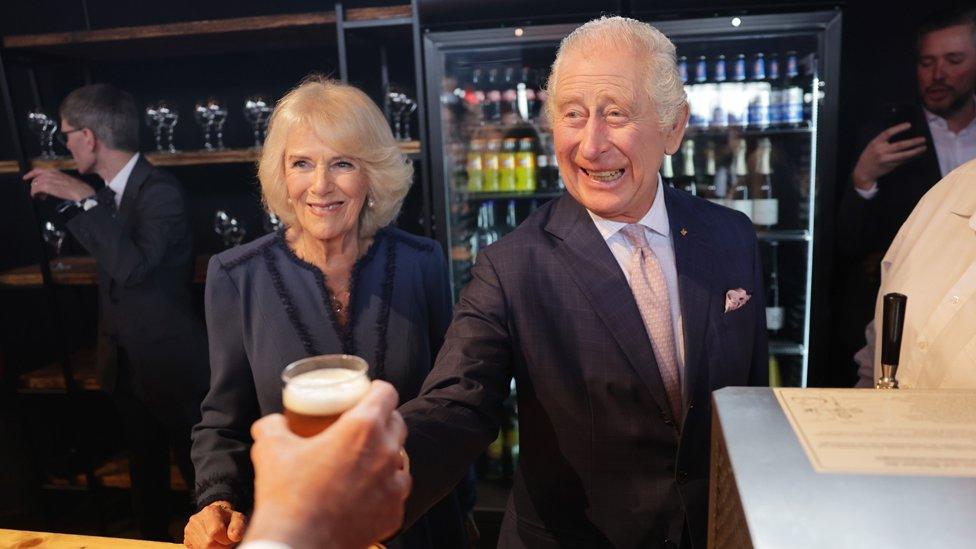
[401, 186, 768, 548]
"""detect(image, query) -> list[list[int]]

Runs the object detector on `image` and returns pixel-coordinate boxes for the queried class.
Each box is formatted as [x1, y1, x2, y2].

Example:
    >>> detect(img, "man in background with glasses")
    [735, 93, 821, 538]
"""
[24, 83, 209, 542]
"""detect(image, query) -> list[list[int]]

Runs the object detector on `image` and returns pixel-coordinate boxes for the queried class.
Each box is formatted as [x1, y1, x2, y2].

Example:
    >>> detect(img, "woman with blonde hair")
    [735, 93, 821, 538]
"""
[184, 76, 470, 548]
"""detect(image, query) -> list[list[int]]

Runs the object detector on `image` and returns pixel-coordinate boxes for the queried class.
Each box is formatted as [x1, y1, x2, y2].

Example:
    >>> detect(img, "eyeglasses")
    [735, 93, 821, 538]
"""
[56, 127, 85, 146]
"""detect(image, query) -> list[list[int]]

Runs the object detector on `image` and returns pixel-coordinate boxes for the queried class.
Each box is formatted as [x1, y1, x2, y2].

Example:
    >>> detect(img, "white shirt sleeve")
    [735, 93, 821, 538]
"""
[237, 541, 293, 549]
[854, 181, 879, 200]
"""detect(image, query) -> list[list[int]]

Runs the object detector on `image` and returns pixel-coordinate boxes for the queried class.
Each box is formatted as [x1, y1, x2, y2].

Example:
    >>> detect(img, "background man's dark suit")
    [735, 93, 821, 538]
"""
[64, 155, 209, 538]
[401, 187, 768, 548]
[834, 107, 942, 383]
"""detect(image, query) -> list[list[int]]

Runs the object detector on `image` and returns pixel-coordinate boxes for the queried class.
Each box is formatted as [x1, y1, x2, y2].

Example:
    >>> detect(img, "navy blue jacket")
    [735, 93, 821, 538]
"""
[401, 188, 768, 548]
[192, 226, 465, 547]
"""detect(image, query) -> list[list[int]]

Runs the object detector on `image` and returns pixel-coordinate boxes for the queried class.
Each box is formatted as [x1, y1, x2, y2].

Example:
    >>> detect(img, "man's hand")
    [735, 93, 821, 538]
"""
[244, 380, 410, 549]
[24, 168, 95, 201]
[852, 122, 927, 190]
[183, 501, 248, 548]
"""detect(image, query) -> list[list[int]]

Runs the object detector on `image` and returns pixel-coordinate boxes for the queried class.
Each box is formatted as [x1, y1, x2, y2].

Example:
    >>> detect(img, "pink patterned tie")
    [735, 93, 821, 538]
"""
[620, 224, 682, 421]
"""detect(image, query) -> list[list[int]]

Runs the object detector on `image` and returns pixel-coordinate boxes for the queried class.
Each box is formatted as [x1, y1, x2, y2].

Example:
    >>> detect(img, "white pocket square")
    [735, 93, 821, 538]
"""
[724, 288, 751, 313]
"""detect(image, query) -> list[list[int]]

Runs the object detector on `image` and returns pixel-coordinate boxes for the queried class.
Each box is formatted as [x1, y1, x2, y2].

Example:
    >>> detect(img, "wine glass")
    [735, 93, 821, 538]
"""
[27, 109, 59, 158]
[243, 96, 273, 148]
[145, 104, 164, 151]
[42, 221, 68, 271]
[263, 211, 283, 234]
[195, 98, 228, 151]
[208, 99, 228, 150]
[401, 96, 418, 141]
[214, 210, 246, 248]
[386, 92, 407, 140]
[157, 102, 179, 153]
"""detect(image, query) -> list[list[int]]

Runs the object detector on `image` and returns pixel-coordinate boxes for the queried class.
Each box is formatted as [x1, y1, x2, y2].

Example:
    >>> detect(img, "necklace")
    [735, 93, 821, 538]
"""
[330, 288, 351, 314]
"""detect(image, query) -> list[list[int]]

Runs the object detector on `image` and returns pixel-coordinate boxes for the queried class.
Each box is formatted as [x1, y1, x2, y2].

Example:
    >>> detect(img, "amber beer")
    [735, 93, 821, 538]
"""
[281, 355, 370, 437]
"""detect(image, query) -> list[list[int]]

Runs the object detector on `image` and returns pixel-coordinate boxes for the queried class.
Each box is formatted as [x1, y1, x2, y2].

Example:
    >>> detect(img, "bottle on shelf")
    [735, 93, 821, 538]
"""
[517, 66, 537, 122]
[546, 137, 563, 190]
[728, 139, 752, 219]
[469, 68, 488, 123]
[753, 138, 778, 229]
[471, 200, 500, 263]
[503, 199, 519, 235]
[678, 139, 698, 196]
[502, 66, 519, 125]
[689, 56, 710, 129]
[766, 240, 785, 334]
[766, 53, 782, 127]
[483, 136, 501, 192]
[783, 51, 805, 127]
[466, 138, 485, 192]
[485, 67, 503, 124]
[702, 142, 722, 204]
[660, 153, 675, 188]
[748, 53, 772, 129]
[499, 137, 518, 191]
[728, 53, 749, 128]
[710, 54, 729, 129]
[515, 136, 538, 191]
[535, 140, 555, 191]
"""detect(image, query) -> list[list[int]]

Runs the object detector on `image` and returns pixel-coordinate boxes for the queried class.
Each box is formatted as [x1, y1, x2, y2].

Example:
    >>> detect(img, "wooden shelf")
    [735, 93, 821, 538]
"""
[346, 5, 412, 22]
[2, 5, 411, 59]
[18, 347, 100, 393]
[16, 141, 421, 172]
[41, 453, 188, 492]
[0, 255, 210, 287]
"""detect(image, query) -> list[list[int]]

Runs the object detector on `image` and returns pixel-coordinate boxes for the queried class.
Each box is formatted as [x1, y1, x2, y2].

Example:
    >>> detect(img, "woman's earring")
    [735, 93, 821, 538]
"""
[367, 196, 376, 208]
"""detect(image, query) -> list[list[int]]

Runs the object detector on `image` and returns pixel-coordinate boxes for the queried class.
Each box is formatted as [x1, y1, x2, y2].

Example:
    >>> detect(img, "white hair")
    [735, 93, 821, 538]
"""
[545, 16, 687, 131]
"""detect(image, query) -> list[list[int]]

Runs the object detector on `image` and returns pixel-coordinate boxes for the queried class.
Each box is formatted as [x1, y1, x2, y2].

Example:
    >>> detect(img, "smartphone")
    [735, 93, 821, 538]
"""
[881, 103, 920, 142]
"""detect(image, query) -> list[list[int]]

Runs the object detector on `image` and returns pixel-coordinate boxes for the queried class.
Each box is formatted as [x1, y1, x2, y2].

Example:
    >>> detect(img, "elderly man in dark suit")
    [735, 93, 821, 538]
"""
[26, 83, 209, 541]
[400, 16, 767, 549]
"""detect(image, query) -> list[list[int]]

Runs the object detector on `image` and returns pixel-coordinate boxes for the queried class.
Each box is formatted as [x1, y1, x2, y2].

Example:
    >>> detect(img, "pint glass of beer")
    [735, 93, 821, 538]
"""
[281, 354, 370, 437]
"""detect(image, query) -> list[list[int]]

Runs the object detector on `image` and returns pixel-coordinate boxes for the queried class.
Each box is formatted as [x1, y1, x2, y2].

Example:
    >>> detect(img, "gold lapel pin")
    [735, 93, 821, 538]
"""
[680, 228, 688, 236]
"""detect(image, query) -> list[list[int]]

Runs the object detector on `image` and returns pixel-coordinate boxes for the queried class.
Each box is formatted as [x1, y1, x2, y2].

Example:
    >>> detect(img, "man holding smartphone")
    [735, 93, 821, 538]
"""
[836, 6, 976, 382]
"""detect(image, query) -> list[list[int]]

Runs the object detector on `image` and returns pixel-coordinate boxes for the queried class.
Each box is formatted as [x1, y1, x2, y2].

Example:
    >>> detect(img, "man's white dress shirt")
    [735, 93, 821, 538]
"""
[105, 152, 140, 208]
[587, 175, 687, 381]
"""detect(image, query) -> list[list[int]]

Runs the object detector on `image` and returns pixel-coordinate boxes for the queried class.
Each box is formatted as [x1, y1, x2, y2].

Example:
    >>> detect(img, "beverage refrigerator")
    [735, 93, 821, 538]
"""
[422, 12, 840, 476]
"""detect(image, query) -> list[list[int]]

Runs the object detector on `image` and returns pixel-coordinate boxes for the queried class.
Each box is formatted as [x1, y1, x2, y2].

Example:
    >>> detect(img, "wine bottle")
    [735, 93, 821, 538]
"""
[728, 139, 753, 219]
[703, 141, 721, 205]
[752, 138, 778, 229]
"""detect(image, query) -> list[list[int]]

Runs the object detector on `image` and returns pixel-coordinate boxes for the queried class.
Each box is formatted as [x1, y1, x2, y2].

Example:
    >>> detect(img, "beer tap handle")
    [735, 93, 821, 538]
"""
[876, 293, 907, 389]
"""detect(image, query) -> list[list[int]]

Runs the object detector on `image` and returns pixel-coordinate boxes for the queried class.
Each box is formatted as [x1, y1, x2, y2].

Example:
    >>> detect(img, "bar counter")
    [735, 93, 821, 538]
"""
[0, 529, 180, 547]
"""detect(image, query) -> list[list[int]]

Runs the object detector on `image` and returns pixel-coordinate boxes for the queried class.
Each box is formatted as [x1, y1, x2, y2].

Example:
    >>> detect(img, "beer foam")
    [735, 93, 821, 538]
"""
[283, 368, 370, 416]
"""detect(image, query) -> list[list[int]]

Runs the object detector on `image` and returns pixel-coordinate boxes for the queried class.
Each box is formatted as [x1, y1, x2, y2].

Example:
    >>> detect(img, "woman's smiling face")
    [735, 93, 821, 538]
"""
[284, 123, 369, 242]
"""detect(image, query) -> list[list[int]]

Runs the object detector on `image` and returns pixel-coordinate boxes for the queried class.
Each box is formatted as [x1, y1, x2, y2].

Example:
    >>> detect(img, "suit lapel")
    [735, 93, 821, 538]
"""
[117, 154, 153, 226]
[915, 107, 944, 183]
[663, 187, 715, 415]
[545, 194, 673, 419]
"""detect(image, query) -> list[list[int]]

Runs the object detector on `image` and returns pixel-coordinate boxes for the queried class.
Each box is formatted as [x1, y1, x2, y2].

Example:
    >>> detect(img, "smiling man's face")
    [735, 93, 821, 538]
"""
[552, 44, 684, 222]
